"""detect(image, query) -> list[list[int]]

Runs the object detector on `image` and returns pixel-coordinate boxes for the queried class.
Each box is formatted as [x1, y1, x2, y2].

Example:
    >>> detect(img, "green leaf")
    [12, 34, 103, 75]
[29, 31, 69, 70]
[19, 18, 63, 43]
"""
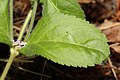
[0, 0, 12, 46]
[21, 12, 110, 67]
[40, 0, 85, 19]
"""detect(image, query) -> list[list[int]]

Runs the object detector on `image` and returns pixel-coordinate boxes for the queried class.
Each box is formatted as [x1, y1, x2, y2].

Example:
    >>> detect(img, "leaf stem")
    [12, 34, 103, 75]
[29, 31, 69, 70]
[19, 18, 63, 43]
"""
[17, 10, 32, 41]
[9, 0, 13, 40]
[0, 48, 19, 80]
[24, 1, 38, 41]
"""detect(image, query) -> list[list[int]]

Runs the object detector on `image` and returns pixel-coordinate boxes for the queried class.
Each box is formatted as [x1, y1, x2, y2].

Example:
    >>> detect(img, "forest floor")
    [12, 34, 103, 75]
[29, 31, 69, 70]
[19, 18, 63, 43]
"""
[0, 0, 120, 80]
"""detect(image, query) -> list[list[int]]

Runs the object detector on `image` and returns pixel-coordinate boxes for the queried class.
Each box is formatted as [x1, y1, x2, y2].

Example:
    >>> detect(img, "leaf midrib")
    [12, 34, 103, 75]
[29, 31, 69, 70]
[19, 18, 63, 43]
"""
[26, 41, 103, 53]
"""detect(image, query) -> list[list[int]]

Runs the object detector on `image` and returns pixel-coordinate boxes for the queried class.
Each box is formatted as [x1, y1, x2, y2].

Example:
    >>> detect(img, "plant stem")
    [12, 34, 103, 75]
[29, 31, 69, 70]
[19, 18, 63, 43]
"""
[17, 10, 32, 41]
[0, 48, 19, 80]
[24, 1, 38, 41]
[9, 0, 13, 40]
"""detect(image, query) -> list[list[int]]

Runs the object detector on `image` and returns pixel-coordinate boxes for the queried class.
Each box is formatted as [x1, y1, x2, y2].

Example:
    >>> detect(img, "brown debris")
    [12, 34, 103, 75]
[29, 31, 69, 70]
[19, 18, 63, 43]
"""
[13, 0, 31, 17]
[110, 43, 120, 54]
[99, 20, 120, 43]
[102, 23, 120, 43]
[81, 0, 116, 24]
[99, 20, 120, 55]
[116, 0, 120, 21]
[78, 0, 95, 3]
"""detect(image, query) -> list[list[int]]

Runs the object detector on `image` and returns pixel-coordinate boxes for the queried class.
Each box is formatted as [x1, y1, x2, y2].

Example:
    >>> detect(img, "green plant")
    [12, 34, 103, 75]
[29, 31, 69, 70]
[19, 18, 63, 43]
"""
[0, 0, 110, 80]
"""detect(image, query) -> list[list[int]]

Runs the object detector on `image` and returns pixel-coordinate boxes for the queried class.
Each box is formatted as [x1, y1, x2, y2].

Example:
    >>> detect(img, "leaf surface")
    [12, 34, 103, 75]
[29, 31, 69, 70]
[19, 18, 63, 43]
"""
[21, 12, 110, 67]
[40, 0, 85, 19]
[0, 0, 12, 46]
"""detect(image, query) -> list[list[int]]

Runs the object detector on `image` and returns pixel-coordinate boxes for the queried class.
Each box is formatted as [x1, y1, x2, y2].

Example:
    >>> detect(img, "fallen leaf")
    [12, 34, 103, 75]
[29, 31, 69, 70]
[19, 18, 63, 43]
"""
[99, 20, 120, 30]
[110, 44, 120, 53]
[102, 26, 120, 43]
[110, 43, 120, 53]
[77, 0, 95, 3]
[99, 20, 120, 43]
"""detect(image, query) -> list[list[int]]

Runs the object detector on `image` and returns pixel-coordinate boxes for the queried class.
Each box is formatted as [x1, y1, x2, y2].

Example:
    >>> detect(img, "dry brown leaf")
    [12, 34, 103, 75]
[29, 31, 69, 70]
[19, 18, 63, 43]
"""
[99, 20, 120, 53]
[99, 20, 116, 30]
[110, 43, 120, 53]
[111, 46, 120, 53]
[102, 26, 120, 43]
[77, 0, 95, 3]
[99, 20, 120, 43]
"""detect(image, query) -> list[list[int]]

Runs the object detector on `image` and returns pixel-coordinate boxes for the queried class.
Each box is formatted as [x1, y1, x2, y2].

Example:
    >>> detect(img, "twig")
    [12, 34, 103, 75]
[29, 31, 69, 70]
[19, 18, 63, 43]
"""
[99, 23, 120, 30]
[47, 64, 76, 80]
[13, 26, 21, 31]
[16, 66, 52, 78]
[41, 60, 47, 80]
[108, 57, 118, 80]
[0, 58, 33, 63]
